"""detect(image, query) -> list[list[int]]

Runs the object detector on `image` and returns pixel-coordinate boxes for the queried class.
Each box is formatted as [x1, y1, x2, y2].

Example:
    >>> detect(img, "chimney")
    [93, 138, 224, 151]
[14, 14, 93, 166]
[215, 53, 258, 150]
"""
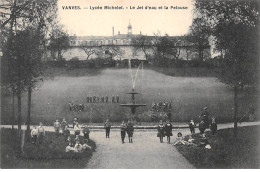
[112, 26, 114, 36]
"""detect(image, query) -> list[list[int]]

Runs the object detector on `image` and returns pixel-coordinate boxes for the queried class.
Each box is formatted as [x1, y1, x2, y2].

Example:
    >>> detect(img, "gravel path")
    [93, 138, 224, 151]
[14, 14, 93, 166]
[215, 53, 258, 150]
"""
[86, 129, 194, 169]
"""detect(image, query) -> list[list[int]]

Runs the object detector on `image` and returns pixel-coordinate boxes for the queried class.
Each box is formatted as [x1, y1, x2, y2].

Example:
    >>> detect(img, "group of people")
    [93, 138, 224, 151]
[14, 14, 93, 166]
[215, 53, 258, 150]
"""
[152, 100, 172, 112]
[30, 122, 46, 144]
[103, 119, 134, 143]
[86, 95, 120, 103]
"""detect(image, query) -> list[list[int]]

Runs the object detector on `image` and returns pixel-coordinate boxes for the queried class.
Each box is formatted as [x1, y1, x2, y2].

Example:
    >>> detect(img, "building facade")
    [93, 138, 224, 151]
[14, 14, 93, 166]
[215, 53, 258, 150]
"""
[64, 23, 211, 61]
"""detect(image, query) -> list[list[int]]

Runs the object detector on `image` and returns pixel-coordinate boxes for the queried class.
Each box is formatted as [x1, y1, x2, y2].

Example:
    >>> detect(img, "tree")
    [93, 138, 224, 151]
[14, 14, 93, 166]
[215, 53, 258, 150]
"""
[153, 33, 181, 66]
[48, 27, 70, 61]
[103, 46, 124, 60]
[131, 36, 153, 61]
[194, 0, 259, 137]
[82, 46, 98, 60]
[1, 0, 60, 142]
[186, 17, 210, 63]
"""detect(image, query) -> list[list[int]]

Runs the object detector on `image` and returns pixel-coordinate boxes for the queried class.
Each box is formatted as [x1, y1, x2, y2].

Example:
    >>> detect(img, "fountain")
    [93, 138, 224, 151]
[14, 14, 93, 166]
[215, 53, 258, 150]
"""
[120, 60, 146, 121]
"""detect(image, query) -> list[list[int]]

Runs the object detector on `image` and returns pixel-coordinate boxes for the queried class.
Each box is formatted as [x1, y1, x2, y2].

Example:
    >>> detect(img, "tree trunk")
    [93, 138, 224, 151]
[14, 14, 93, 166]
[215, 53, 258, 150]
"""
[12, 90, 15, 130]
[27, 85, 32, 133]
[233, 86, 238, 138]
[17, 90, 22, 137]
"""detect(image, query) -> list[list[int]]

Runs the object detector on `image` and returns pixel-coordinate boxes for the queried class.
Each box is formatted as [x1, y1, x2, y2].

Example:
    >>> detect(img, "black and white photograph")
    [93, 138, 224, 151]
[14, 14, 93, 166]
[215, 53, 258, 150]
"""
[0, 0, 259, 169]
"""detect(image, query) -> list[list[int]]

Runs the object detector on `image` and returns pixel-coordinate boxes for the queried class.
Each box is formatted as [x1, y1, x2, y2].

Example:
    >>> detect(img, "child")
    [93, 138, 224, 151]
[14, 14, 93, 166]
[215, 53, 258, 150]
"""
[210, 117, 217, 135]
[188, 119, 196, 134]
[31, 126, 38, 144]
[37, 122, 45, 144]
[157, 120, 165, 143]
[74, 142, 83, 153]
[67, 136, 73, 147]
[75, 135, 80, 144]
[199, 120, 206, 135]
[66, 144, 75, 152]
[61, 118, 68, 134]
[186, 135, 197, 146]
[74, 122, 81, 136]
[126, 120, 134, 143]
[82, 139, 92, 150]
[104, 119, 111, 138]
[83, 125, 90, 142]
[164, 120, 173, 144]
[198, 134, 210, 149]
[64, 126, 70, 140]
[54, 119, 61, 137]
[120, 121, 127, 144]
[173, 132, 186, 146]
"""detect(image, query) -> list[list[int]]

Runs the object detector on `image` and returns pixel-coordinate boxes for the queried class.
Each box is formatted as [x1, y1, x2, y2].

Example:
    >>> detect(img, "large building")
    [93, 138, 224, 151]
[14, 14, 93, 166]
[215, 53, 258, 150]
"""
[64, 23, 211, 61]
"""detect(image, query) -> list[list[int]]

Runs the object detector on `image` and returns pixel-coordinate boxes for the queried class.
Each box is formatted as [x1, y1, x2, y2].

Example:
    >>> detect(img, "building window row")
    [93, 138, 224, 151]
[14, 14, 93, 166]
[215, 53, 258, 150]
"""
[70, 39, 131, 46]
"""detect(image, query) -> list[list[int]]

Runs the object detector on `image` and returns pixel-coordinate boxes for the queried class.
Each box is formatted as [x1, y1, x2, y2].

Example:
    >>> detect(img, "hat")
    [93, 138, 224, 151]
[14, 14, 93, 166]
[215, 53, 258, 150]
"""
[203, 107, 208, 110]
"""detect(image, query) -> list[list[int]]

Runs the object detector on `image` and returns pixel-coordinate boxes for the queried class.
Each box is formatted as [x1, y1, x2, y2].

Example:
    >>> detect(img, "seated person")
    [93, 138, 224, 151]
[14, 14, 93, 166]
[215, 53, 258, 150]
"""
[198, 134, 211, 149]
[173, 132, 186, 146]
[186, 135, 197, 146]
[66, 144, 75, 152]
[74, 142, 83, 153]
[82, 139, 92, 150]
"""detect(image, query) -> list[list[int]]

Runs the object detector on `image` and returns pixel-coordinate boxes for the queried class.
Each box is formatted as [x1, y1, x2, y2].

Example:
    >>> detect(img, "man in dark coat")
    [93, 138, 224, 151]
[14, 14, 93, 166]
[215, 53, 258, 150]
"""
[104, 119, 111, 138]
[200, 107, 210, 128]
[164, 120, 173, 143]
[126, 120, 134, 143]
[116, 95, 119, 103]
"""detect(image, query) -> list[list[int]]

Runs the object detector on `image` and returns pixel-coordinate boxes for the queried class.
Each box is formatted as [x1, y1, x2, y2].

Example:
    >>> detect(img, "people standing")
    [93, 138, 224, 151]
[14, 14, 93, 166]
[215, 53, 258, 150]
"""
[86, 95, 89, 103]
[157, 120, 165, 143]
[61, 118, 68, 134]
[104, 119, 111, 138]
[37, 122, 45, 144]
[74, 122, 81, 136]
[54, 119, 61, 137]
[31, 126, 38, 144]
[210, 117, 217, 135]
[126, 120, 134, 143]
[164, 120, 173, 143]
[120, 121, 127, 144]
[112, 95, 115, 103]
[189, 119, 196, 134]
[83, 125, 90, 141]
[101, 95, 104, 103]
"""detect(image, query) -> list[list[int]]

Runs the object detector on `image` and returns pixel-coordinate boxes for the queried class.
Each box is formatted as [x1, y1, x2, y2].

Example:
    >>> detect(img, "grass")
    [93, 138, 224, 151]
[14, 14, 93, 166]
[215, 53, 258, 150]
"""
[0, 128, 96, 169]
[1, 68, 258, 125]
[175, 126, 260, 169]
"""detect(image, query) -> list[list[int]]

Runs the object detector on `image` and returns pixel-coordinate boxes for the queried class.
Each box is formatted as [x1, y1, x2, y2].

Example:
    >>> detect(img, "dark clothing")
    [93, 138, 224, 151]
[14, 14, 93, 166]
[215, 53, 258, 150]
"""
[83, 127, 90, 140]
[199, 121, 206, 134]
[157, 124, 165, 137]
[120, 124, 127, 142]
[116, 96, 119, 103]
[126, 123, 134, 137]
[105, 96, 108, 103]
[104, 122, 111, 138]
[164, 123, 173, 137]
[64, 129, 70, 140]
[32, 135, 37, 143]
[189, 122, 195, 134]
[75, 131, 80, 136]
[198, 137, 209, 147]
[106, 128, 110, 138]
[200, 111, 210, 128]
[210, 122, 217, 135]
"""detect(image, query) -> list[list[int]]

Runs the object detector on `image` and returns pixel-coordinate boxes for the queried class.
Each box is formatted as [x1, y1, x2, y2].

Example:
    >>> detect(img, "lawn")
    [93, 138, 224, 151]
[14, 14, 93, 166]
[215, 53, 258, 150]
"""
[0, 128, 96, 169]
[1, 68, 258, 125]
[175, 126, 260, 168]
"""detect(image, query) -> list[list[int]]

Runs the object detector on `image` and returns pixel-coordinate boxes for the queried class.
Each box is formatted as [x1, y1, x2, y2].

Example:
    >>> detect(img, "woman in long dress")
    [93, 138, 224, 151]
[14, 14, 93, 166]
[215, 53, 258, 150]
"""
[120, 121, 127, 144]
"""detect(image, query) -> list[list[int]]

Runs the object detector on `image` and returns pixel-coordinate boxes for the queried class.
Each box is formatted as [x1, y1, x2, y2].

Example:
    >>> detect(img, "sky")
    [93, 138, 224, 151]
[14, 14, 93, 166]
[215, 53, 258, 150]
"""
[57, 0, 195, 36]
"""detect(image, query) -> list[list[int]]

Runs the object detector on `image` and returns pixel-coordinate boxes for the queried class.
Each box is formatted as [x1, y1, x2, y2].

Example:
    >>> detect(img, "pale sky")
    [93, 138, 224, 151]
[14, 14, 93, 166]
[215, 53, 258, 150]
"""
[58, 0, 195, 36]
